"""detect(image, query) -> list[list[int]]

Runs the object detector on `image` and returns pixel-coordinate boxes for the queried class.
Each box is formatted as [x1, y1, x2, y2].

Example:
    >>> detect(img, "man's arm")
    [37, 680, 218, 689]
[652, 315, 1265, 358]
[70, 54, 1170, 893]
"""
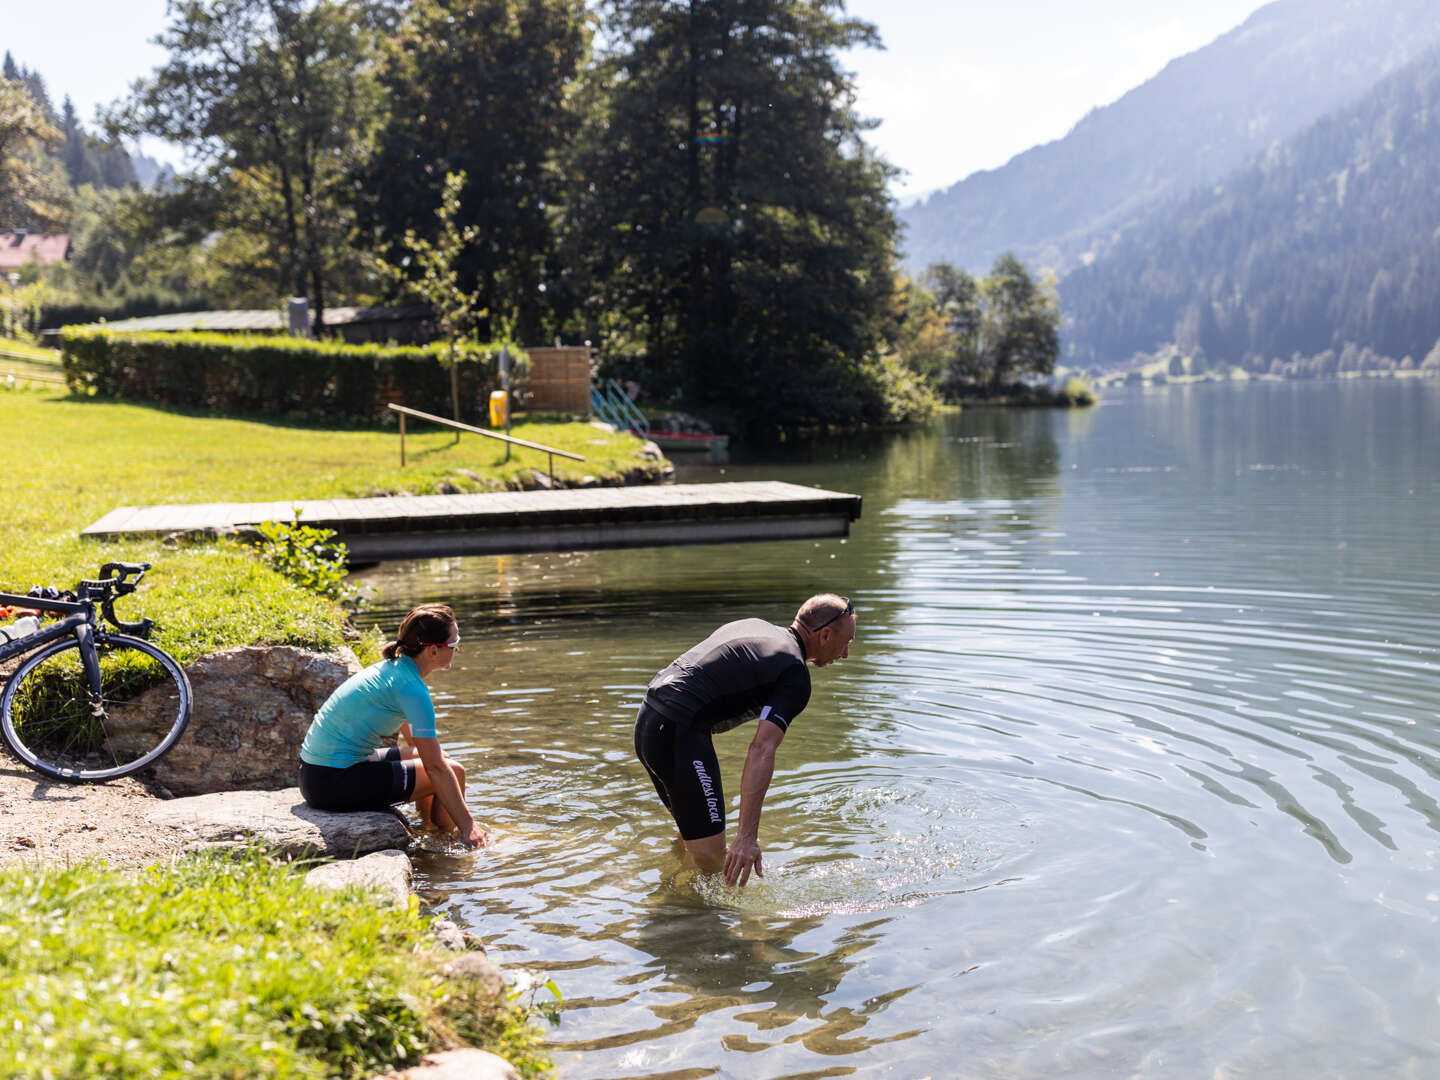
[724, 718, 786, 887]
[411, 735, 485, 849]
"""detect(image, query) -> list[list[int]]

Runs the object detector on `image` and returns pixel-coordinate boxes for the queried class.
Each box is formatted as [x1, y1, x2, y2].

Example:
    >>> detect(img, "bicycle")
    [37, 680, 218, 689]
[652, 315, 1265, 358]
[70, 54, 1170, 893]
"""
[0, 562, 192, 782]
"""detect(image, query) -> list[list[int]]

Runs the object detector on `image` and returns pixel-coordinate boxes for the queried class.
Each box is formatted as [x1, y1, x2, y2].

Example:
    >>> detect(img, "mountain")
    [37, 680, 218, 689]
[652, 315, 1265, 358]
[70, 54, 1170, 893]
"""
[895, 0, 1440, 277]
[130, 152, 177, 191]
[1059, 44, 1440, 371]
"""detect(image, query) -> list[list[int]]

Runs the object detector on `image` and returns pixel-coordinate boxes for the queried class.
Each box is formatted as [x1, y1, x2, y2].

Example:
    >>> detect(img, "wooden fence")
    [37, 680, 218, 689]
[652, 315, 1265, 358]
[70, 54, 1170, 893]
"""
[522, 346, 592, 415]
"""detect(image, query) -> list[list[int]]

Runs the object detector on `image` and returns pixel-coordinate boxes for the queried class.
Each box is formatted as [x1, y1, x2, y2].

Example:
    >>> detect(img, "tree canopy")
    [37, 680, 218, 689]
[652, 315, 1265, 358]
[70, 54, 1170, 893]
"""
[0, 76, 67, 231]
[563, 0, 902, 433]
[116, 0, 386, 323]
[362, 0, 589, 344]
[915, 257, 1060, 397]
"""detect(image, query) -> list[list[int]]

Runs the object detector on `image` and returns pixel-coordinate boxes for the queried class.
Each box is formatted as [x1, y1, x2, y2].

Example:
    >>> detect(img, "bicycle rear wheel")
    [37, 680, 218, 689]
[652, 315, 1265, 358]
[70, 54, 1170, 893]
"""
[0, 634, 192, 782]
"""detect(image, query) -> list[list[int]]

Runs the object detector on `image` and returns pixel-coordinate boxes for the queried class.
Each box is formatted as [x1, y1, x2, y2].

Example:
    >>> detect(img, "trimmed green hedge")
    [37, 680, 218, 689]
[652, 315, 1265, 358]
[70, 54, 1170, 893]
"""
[58, 327, 529, 425]
[39, 292, 209, 332]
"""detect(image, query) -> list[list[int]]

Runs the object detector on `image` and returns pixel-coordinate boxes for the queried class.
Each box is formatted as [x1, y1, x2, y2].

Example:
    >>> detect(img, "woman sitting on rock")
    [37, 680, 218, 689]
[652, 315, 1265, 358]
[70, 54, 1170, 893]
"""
[299, 603, 486, 849]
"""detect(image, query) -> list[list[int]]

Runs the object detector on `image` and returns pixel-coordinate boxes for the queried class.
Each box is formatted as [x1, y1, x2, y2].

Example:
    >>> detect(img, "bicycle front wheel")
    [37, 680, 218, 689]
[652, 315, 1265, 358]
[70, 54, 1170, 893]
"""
[0, 634, 192, 782]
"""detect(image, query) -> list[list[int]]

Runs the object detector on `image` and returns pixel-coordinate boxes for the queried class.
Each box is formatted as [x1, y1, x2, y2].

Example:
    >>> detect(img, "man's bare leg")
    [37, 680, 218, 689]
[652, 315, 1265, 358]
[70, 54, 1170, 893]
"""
[683, 832, 726, 875]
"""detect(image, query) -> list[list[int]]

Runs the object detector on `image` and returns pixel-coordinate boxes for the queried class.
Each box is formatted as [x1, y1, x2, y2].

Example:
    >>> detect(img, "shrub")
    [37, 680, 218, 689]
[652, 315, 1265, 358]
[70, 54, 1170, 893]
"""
[39, 290, 210, 332]
[1058, 376, 1097, 405]
[58, 328, 529, 425]
[249, 517, 354, 604]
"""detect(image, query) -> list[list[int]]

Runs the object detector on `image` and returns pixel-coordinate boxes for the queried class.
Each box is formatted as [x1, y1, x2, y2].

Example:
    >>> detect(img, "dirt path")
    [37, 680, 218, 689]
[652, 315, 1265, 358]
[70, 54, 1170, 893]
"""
[0, 760, 184, 869]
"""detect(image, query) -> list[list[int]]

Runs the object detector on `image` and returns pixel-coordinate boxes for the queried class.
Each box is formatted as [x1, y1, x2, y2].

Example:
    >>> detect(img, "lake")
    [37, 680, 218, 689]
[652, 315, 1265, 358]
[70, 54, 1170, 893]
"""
[355, 379, 1440, 1079]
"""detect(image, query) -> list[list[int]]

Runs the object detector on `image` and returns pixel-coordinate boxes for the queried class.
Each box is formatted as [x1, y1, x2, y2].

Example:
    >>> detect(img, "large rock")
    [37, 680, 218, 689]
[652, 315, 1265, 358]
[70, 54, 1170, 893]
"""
[147, 787, 410, 858]
[305, 849, 412, 905]
[376, 1050, 519, 1080]
[147, 646, 361, 796]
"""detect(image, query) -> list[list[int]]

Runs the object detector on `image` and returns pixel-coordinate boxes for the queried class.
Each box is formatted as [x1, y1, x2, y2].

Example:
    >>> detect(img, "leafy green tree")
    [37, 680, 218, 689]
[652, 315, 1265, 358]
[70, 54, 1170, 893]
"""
[0, 78, 68, 230]
[565, 0, 900, 434]
[922, 261, 982, 391]
[365, 0, 589, 344]
[977, 254, 1061, 390]
[884, 273, 949, 385]
[919, 255, 1060, 397]
[116, 0, 385, 323]
[389, 171, 483, 422]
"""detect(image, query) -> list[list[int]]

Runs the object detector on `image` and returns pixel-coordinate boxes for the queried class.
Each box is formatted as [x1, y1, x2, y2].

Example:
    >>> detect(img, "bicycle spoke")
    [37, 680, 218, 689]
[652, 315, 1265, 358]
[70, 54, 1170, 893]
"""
[2, 637, 191, 781]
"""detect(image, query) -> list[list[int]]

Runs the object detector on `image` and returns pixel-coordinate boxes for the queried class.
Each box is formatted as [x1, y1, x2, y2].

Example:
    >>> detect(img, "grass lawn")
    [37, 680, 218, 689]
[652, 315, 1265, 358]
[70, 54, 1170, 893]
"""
[0, 336, 61, 363]
[0, 852, 556, 1079]
[0, 385, 593, 1078]
[0, 385, 660, 661]
[0, 336, 64, 386]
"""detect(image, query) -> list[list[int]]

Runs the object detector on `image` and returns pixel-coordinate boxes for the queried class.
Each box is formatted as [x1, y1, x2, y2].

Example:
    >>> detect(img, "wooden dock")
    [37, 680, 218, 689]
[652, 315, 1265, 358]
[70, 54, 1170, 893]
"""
[80, 482, 863, 563]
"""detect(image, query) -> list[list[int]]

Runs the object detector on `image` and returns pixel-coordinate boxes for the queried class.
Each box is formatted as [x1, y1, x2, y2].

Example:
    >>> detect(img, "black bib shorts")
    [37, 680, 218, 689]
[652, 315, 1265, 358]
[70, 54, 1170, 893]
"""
[299, 746, 417, 812]
[634, 701, 727, 840]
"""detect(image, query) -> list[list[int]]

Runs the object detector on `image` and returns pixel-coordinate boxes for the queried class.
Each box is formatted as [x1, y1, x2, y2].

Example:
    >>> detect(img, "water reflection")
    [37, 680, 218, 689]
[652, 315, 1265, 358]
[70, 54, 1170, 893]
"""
[360, 381, 1440, 1078]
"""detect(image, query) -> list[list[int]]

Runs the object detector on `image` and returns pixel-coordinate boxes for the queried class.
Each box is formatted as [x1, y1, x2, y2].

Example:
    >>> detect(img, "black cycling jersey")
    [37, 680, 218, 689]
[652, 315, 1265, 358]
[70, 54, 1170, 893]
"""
[644, 618, 811, 735]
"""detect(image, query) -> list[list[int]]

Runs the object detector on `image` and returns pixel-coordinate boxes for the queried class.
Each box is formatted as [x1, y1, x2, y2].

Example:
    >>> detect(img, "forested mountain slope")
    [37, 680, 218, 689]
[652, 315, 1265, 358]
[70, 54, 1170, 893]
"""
[1059, 45, 1440, 371]
[896, 0, 1440, 276]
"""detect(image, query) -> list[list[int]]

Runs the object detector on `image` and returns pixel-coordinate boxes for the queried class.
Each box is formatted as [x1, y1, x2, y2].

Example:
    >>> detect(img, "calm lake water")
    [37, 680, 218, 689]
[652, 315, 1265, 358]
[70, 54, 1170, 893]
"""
[356, 380, 1440, 1079]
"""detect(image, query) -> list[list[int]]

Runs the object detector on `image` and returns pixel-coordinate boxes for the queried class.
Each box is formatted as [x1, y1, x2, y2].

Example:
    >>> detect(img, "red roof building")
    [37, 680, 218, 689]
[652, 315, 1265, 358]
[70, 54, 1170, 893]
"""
[0, 232, 71, 272]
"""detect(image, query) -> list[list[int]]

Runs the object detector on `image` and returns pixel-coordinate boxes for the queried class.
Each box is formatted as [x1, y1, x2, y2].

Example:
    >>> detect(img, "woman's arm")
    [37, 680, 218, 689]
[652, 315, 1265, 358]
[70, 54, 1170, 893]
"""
[411, 735, 485, 848]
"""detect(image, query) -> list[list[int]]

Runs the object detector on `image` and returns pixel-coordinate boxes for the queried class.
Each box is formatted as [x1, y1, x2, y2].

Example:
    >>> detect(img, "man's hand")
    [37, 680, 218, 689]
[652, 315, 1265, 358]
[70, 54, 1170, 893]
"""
[462, 823, 489, 850]
[724, 837, 763, 887]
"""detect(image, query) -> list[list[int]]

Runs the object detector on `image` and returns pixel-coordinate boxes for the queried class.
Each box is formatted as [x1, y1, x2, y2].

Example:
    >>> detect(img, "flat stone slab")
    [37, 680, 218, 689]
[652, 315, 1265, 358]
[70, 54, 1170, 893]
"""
[377, 1049, 519, 1080]
[147, 787, 410, 859]
[305, 849, 412, 905]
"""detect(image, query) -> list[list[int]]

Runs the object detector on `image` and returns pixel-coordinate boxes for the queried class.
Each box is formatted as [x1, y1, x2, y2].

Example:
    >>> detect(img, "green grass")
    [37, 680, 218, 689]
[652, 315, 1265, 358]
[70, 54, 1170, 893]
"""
[0, 387, 660, 660]
[0, 336, 61, 363]
[0, 389, 606, 1077]
[0, 337, 64, 387]
[0, 852, 555, 1079]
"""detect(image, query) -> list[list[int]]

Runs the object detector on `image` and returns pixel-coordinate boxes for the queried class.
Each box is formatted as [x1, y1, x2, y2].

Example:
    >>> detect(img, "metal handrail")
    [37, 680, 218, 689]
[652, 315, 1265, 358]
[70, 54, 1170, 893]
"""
[387, 403, 584, 483]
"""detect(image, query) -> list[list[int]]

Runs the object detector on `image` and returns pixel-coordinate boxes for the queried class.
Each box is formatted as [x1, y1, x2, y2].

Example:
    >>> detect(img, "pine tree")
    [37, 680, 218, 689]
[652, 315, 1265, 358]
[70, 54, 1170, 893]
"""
[62, 96, 101, 189]
[565, 0, 898, 433]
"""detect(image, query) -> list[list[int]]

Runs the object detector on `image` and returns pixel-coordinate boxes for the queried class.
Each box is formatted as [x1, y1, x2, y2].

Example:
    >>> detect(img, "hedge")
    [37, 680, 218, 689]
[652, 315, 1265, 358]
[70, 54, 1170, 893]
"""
[39, 292, 210, 332]
[58, 327, 528, 425]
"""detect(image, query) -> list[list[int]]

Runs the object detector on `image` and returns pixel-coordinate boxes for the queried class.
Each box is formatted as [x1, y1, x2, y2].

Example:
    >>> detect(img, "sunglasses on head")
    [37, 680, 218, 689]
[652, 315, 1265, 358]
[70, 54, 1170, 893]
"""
[810, 597, 852, 632]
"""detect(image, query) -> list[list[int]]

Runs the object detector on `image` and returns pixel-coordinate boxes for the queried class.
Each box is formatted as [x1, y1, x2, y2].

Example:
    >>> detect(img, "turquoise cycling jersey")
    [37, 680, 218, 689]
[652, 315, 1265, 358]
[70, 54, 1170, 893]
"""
[300, 655, 438, 768]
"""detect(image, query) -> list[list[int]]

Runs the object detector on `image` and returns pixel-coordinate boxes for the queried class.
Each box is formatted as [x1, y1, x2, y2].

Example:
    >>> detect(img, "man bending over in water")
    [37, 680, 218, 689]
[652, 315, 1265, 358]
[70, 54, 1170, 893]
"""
[634, 594, 856, 887]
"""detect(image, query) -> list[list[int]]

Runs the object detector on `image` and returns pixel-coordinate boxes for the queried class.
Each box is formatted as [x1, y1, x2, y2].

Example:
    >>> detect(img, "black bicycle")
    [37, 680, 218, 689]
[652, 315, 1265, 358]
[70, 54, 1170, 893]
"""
[0, 562, 192, 782]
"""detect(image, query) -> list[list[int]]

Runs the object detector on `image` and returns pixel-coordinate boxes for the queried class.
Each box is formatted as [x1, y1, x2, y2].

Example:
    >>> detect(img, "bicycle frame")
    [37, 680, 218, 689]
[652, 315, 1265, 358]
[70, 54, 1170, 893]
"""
[0, 593, 108, 702]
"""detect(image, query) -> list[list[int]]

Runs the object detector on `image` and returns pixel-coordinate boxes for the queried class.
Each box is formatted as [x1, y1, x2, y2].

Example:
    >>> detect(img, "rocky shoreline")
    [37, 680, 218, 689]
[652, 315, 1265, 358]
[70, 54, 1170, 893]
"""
[0, 644, 528, 1080]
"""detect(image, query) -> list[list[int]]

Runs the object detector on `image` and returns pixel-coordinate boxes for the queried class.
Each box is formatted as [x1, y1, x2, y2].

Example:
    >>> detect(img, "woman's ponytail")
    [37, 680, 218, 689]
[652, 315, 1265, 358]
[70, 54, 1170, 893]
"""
[384, 604, 457, 660]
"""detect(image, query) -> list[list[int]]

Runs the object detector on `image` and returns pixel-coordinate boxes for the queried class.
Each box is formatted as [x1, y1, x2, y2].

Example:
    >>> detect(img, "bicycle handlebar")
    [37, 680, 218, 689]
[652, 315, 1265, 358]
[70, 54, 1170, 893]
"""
[99, 562, 149, 594]
[79, 562, 154, 637]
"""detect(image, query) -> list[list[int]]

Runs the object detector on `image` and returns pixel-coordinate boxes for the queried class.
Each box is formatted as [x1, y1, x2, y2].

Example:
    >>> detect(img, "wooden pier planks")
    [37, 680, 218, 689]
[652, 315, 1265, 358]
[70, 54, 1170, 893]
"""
[80, 481, 863, 562]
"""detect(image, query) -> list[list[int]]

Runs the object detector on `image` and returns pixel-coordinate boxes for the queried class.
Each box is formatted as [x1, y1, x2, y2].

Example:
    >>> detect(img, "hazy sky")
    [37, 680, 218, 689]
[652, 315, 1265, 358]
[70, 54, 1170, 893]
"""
[4, 0, 1269, 199]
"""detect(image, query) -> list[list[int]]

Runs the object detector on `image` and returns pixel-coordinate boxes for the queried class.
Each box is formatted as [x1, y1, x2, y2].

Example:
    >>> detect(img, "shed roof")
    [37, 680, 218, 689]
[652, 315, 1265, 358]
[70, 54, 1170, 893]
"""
[80, 305, 430, 333]
[0, 233, 71, 271]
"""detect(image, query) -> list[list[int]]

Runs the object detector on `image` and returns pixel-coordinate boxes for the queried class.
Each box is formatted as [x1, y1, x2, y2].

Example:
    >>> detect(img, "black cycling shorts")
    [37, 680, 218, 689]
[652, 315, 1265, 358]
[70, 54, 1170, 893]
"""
[634, 700, 726, 840]
[299, 746, 417, 811]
